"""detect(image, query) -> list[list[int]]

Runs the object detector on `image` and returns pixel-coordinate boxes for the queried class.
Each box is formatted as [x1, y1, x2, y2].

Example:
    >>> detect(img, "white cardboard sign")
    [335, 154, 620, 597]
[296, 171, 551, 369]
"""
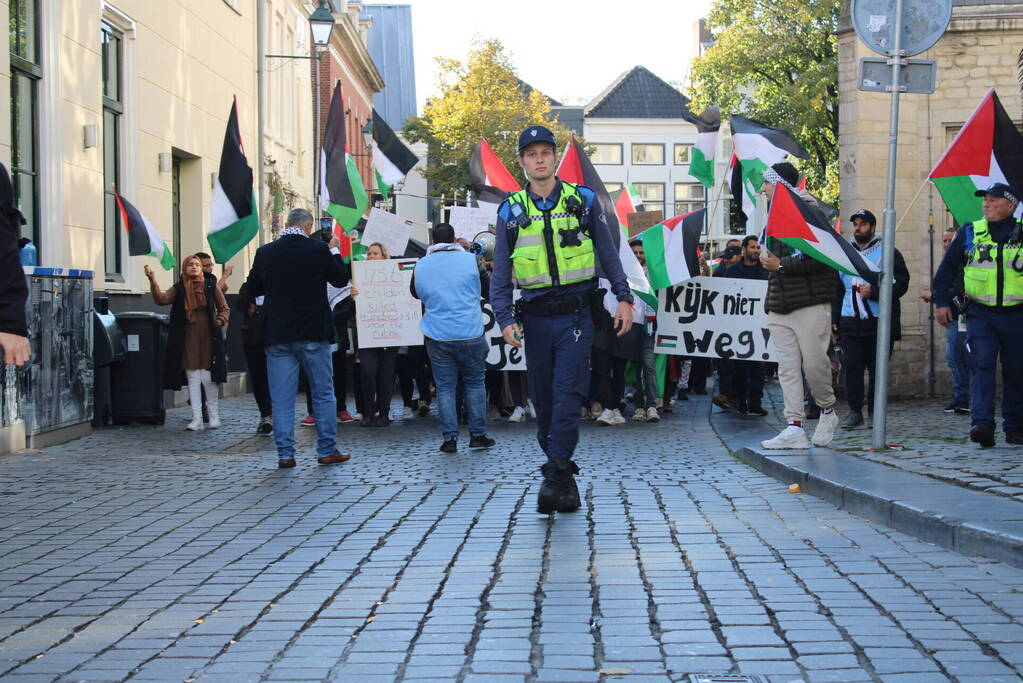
[481, 300, 526, 371]
[654, 276, 776, 361]
[448, 205, 497, 243]
[353, 258, 423, 349]
[361, 207, 414, 257]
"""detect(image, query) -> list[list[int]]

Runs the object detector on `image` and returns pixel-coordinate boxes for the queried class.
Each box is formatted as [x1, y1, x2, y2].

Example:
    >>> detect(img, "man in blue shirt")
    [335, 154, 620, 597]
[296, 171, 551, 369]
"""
[490, 125, 633, 514]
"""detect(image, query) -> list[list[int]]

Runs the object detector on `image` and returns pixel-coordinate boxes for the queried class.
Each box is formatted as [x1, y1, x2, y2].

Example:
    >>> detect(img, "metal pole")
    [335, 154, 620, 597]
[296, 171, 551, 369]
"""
[871, 0, 905, 450]
[313, 47, 320, 214]
[256, 0, 266, 245]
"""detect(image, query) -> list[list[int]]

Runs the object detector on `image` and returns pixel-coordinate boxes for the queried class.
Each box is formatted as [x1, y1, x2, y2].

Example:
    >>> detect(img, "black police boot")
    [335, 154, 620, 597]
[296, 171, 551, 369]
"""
[970, 423, 996, 448]
[1005, 430, 1023, 445]
[537, 460, 581, 514]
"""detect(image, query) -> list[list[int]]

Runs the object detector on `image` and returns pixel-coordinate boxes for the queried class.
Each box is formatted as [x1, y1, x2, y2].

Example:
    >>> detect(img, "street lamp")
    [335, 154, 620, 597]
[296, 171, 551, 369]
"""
[308, 1, 335, 47]
[362, 120, 374, 150]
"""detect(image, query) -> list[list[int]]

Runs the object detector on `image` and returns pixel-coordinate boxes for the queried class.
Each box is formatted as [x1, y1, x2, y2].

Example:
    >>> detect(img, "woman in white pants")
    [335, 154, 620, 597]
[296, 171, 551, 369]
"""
[146, 255, 230, 431]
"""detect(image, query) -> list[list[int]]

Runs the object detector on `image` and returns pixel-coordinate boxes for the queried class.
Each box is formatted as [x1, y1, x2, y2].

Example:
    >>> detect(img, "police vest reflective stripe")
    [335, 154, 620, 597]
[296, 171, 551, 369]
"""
[964, 218, 1023, 307]
[507, 182, 596, 289]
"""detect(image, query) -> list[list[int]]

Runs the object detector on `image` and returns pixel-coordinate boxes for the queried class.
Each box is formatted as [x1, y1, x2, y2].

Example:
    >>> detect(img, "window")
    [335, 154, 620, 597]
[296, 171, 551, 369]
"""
[590, 143, 622, 165]
[603, 182, 624, 194]
[674, 183, 705, 215]
[631, 143, 664, 165]
[102, 21, 124, 279]
[634, 183, 664, 216]
[674, 143, 693, 165]
[10, 0, 41, 247]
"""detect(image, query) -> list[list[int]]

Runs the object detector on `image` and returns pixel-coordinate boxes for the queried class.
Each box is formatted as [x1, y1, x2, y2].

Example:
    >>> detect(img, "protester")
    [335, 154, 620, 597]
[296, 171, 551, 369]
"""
[327, 270, 359, 424]
[397, 346, 432, 418]
[411, 223, 495, 453]
[235, 282, 272, 435]
[0, 162, 30, 367]
[714, 243, 742, 276]
[351, 242, 400, 427]
[721, 235, 770, 415]
[242, 208, 350, 467]
[196, 251, 233, 293]
[834, 209, 910, 429]
[491, 124, 633, 514]
[759, 163, 842, 450]
[146, 255, 230, 431]
[629, 239, 659, 423]
[932, 182, 1023, 448]
[922, 227, 970, 415]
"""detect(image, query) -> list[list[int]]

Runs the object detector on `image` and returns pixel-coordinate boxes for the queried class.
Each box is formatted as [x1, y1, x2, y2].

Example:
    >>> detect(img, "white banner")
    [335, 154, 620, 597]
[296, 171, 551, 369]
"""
[481, 300, 526, 371]
[353, 258, 424, 349]
[654, 276, 775, 361]
[448, 205, 497, 243]
[361, 207, 414, 257]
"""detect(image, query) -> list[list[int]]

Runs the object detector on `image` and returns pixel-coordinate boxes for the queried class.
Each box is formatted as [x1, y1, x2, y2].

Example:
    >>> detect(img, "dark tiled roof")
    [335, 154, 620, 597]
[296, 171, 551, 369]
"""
[550, 106, 584, 136]
[585, 66, 691, 119]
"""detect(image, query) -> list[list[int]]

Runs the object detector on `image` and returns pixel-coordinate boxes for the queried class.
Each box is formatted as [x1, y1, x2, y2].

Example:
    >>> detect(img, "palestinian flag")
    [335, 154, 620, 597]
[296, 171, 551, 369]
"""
[683, 105, 720, 188]
[929, 88, 1023, 225]
[114, 192, 176, 270]
[637, 209, 705, 290]
[766, 183, 879, 284]
[729, 153, 754, 223]
[371, 108, 418, 201]
[208, 97, 258, 264]
[321, 81, 369, 233]
[558, 135, 654, 307]
[609, 185, 645, 226]
[730, 115, 807, 220]
[469, 137, 520, 205]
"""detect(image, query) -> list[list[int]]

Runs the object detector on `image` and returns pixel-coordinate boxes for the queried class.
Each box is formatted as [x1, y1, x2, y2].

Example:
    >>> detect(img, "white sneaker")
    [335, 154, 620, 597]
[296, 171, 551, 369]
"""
[596, 408, 615, 426]
[590, 402, 604, 420]
[761, 425, 810, 450]
[611, 408, 626, 425]
[632, 407, 647, 422]
[646, 407, 660, 423]
[207, 415, 221, 429]
[186, 419, 204, 432]
[812, 409, 840, 446]
[508, 406, 526, 423]
[527, 400, 536, 419]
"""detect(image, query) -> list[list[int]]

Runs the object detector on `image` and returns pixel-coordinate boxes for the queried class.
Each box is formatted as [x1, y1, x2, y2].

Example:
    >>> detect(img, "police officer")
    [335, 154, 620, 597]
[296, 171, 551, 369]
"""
[490, 125, 633, 513]
[932, 182, 1023, 448]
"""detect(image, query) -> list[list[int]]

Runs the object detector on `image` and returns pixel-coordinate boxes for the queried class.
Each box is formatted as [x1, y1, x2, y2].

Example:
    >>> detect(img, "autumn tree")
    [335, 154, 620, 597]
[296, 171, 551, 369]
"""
[690, 0, 840, 204]
[404, 39, 575, 200]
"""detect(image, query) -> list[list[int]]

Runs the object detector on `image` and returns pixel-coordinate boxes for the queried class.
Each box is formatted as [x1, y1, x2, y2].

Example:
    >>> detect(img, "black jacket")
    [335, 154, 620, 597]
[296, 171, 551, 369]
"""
[833, 239, 910, 340]
[0, 163, 27, 337]
[764, 238, 843, 315]
[243, 234, 349, 346]
[163, 278, 228, 390]
[234, 282, 265, 348]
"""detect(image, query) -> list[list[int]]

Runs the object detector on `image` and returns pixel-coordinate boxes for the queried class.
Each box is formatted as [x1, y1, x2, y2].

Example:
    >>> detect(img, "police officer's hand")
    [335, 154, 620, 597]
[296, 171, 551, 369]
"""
[936, 306, 954, 327]
[502, 324, 523, 348]
[613, 301, 633, 337]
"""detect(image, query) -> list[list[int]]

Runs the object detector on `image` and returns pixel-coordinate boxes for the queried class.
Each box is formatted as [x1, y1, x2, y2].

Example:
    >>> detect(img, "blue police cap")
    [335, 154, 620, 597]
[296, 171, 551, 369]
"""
[975, 182, 1021, 205]
[518, 125, 557, 154]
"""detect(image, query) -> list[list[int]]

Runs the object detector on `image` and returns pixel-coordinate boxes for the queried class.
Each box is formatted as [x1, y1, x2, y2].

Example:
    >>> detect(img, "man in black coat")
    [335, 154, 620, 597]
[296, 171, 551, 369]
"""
[0, 162, 29, 367]
[243, 208, 349, 468]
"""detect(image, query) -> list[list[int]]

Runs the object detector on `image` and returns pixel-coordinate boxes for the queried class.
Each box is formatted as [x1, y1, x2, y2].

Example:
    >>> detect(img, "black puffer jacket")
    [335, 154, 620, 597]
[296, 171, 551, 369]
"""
[764, 238, 843, 314]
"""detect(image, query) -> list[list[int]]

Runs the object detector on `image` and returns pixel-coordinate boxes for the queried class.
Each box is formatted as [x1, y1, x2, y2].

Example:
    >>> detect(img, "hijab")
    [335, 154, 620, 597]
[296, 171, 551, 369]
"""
[180, 255, 207, 322]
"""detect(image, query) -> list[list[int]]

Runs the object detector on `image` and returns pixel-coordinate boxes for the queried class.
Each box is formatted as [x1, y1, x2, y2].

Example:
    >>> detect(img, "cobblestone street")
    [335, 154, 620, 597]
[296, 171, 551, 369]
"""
[2, 395, 1022, 683]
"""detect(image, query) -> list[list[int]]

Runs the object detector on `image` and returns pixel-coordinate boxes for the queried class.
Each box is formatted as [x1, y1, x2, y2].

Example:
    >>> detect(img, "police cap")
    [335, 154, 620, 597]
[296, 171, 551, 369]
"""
[518, 125, 557, 154]
[975, 182, 1021, 205]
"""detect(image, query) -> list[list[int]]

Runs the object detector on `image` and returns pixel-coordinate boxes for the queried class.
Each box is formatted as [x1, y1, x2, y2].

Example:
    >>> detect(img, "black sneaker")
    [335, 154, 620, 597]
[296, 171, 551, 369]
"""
[746, 406, 768, 417]
[970, 423, 995, 448]
[440, 439, 457, 453]
[954, 405, 970, 416]
[469, 434, 495, 449]
[1006, 430, 1023, 445]
[943, 402, 957, 413]
[842, 411, 864, 429]
[257, 416, 273, 435]
[537, 460, 581, 514]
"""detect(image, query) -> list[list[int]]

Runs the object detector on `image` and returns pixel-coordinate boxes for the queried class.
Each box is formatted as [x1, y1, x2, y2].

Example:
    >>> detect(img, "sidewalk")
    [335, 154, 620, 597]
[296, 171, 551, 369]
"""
[711, 381, 1023, 569]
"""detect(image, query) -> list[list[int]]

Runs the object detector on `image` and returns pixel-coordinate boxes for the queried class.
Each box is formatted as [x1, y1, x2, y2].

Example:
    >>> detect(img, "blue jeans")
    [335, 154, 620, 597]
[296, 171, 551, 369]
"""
[946, 322, 970, 408]
[522, 311, 593, 461]
[425, 335, 489, 440]
[266, 340, 337, 457]
[965, 305, 1023, 432]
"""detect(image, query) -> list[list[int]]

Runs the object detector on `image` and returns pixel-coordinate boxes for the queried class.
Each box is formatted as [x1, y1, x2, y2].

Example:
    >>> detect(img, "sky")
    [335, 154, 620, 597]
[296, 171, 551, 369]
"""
[397, 0, 716, 112]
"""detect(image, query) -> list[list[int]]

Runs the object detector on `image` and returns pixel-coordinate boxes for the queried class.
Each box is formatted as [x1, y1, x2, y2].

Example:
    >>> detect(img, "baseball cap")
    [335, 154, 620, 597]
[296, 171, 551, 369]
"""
[849, 209, 877, 225]
[518, 125, 557, 154]
[975, 182, 1021, 205]
[722, 245, 742, 259]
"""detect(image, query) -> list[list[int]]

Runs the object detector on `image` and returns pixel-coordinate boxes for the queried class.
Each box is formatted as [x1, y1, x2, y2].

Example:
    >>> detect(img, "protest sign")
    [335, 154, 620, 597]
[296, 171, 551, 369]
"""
[448, 205, 497, 243]
[481, 300, 526, 371]
[627, 210, 664, 237]
[353, 258, 423, 348]
[654, 276, 775, 361]
[361, 207, 414, 257]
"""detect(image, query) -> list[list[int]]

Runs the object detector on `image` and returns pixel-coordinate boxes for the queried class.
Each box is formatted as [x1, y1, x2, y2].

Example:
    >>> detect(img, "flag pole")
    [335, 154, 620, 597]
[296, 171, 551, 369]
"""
[892, 176, 930, 232]
[872, 0, 905, 451]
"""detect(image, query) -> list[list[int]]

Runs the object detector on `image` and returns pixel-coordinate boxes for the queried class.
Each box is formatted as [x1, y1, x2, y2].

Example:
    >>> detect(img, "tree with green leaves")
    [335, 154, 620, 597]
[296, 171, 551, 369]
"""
[403, 39, 575, 200]
[690, 0, 840, 204]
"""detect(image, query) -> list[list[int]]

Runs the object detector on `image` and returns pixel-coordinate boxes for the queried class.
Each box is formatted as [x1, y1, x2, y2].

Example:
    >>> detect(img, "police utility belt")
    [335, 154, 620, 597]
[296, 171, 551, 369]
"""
[515, 290, 592, 317]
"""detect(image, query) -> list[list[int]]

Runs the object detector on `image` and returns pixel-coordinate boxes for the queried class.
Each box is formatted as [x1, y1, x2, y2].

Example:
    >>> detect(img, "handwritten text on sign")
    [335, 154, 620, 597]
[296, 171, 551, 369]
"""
[353, 259, 424, 349]
[481, 300, 525, 371]
[654, 276, 775, 361]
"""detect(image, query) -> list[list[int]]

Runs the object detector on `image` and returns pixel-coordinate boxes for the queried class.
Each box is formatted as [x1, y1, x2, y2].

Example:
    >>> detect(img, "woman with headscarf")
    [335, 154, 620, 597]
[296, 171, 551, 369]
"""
[351, 242, 399, 427]
[146, 254, 230, 431]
